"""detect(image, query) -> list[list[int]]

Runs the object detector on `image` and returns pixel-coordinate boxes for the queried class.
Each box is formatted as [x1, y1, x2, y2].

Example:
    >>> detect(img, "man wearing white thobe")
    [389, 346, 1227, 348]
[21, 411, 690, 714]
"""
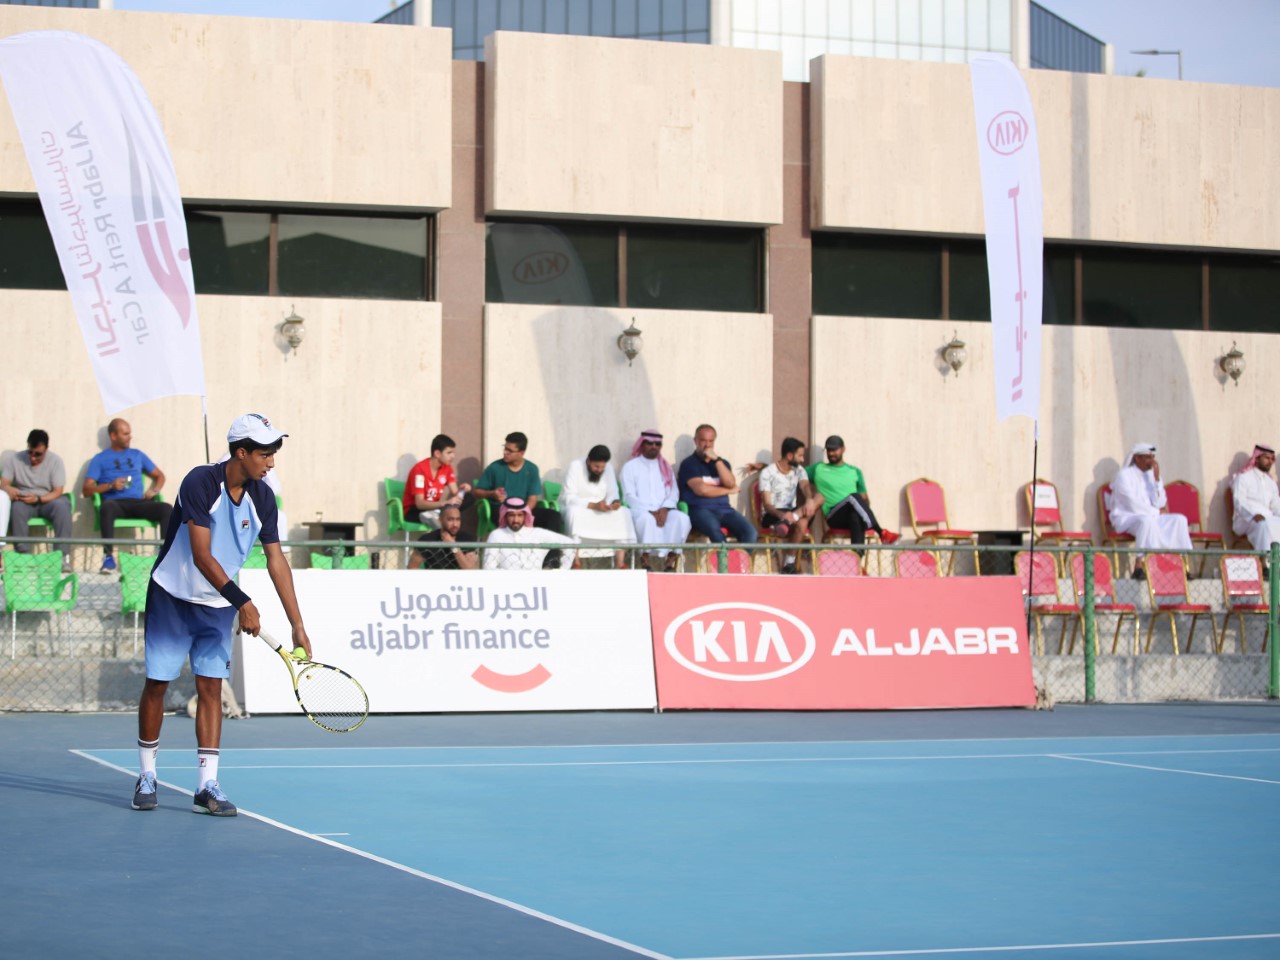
[483, 498, 578, 570]
[1232, 444, 1280, 553]
[1109, 442, 1192, 577]
[560, 445, 636, 567]
[619, 430, 692, 571]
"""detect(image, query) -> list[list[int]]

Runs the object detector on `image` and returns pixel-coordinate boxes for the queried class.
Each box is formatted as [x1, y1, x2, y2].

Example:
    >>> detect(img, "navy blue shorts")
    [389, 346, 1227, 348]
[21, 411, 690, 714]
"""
[143, 580, 238, 680]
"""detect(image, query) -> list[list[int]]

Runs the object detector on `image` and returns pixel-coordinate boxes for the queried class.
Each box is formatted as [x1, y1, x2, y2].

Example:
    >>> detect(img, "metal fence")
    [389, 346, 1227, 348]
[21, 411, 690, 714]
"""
[2, 535, 1276, 711]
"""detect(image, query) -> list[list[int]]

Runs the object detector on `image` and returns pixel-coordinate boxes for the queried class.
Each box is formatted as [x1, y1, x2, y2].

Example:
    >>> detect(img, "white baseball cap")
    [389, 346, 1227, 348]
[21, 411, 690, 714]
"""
[227, 413, 288, 446]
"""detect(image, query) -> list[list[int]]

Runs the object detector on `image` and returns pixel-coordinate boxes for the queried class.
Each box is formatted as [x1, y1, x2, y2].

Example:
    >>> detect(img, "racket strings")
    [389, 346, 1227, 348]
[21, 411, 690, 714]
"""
[296, 664, 368, 732]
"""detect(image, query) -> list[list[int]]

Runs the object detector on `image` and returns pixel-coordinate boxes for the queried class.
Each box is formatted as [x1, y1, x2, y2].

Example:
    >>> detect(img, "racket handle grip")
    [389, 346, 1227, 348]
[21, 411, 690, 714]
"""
[258, 630, 286, 652]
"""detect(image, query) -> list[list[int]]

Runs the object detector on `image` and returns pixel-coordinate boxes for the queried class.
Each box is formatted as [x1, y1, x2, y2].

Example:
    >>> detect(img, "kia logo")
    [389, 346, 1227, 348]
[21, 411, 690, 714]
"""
[512, 250, 569, 285]
[664, 603, 815, 681]
[986, 110, 1028, 155]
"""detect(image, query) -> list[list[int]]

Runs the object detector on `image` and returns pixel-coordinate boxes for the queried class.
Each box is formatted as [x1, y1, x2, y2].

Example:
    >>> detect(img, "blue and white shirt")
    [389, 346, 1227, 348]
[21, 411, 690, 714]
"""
[151, 462, 280, 606]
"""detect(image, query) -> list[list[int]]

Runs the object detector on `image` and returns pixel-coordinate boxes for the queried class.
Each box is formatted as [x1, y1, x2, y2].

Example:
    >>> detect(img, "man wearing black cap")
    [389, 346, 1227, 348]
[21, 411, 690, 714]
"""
[806, 436, 899, 545]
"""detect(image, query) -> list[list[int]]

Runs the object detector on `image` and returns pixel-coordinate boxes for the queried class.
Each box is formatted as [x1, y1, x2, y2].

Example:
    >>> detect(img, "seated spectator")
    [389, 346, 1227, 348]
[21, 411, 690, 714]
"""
[677, 423, 757, 545]
[619, 430, 692, 572]
[560, 444, 637, 569]
[1110, 442, 1191, 579]
[410, 504, 478, 570]
[82, 418, 174, 574]
[1, 429, 72, 566]
[474, 431, 562, 533]
[482, 498, 578, 570]
[744, 437, 824, 573]
[403, 433, 473, 527]
[807, 435, 898, 546]
[1231, 443, 1280, 554]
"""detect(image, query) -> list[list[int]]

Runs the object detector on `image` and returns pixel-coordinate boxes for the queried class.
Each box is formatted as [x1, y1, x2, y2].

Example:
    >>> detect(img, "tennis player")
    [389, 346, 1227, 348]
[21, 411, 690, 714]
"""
[131, 413, 312, 816]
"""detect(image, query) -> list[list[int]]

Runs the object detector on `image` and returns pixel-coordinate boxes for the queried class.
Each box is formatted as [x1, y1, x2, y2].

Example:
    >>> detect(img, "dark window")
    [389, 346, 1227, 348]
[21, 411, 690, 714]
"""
[277, 214, 429, 301]
[626, 225, 762, 312]
[1210, 254, 1280, 334]
[1043, 245, 1075, 325]
[1081, 247, 1201, 329]
[486, 220, 619, 306]
[186, 210, 270, 296]
[0, 201, 63, 290]
[948, 240, 992, 321]
[812, 233, 941, 319]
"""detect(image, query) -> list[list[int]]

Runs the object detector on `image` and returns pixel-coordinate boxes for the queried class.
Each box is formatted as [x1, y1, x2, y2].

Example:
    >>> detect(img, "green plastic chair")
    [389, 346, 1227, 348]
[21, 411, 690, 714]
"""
[25, 490, 75, 548]
[118, 552, 151, 654]
[541, 481, 561, 511]
[476, 498, 495, 540]
[92, 491, 164, 545]
[3, 549, 79, 656]
[385, 477, 432, 566]
[310, 552, 372, 570]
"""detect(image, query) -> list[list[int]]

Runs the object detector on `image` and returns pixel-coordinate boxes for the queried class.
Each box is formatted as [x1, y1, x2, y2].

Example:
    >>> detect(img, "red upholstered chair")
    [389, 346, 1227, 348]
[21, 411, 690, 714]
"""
[704, 547, 752, 575]
[1219, 554, 1270, 654]
[1068, 552, 1139, 655]
[1222, 487, 1252, 551]
[1025, 479, 1092, 572]
[1015, 551, 1082, 655]
[1164, 480, 1223, 576]
[1097, 483, 1135, 577]
[750, 479, 813, 573]
[894, 548, 941, 579]
[814, 550, 862, 577]
[1144, 553, 1217, 655]
[905, 478, 977, 574]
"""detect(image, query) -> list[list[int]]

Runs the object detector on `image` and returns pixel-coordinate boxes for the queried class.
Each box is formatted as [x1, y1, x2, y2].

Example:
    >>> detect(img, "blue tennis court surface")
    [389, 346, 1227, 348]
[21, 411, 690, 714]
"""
[70, 721, 1280, 959]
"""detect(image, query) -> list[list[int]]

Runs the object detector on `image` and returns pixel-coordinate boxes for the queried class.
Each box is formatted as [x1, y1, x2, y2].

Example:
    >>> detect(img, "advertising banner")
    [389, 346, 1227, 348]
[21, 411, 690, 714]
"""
[0, 31, 206, 413]
[648, 575, 1034, 710]
[237, 570, 657, 713]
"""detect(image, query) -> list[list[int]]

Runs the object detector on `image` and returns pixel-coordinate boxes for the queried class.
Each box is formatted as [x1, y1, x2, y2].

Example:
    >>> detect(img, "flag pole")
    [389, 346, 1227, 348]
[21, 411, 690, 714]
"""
[1026, 420, 1039, 624]
[201, 395, 210, 464]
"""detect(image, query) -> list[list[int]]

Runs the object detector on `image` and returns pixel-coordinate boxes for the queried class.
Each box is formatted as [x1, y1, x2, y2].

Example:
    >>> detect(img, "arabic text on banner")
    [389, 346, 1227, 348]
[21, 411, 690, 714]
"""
[0, 30, 205, 413]
[969, 55, 1043, 424]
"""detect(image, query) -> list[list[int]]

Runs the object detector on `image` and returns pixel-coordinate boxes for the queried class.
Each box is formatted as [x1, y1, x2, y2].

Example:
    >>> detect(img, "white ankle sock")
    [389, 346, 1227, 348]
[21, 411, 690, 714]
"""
[197, 748, 219, 789]
[138, 738, 159, 777]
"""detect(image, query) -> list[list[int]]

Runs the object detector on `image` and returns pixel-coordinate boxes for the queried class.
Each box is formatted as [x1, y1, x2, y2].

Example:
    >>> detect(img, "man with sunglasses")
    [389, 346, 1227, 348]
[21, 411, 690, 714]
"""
[620, 429, 691, 571]
[1, 429, 72, 564]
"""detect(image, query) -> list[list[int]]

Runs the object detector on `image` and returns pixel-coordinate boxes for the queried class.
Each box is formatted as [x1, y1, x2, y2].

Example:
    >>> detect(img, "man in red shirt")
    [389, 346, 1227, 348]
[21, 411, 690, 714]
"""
[403, 434, 472, 526]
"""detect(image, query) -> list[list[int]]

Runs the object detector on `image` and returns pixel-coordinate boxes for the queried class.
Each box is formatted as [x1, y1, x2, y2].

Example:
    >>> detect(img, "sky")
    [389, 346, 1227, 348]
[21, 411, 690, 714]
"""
[109, 0, 1280, 90]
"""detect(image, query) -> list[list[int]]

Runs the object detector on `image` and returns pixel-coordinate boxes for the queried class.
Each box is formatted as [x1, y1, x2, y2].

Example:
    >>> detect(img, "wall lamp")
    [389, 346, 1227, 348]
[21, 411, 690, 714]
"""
[941, 332, 968, 375]
[617, 318, 643, 366]
[1219, 342, 1245, 385]
[281, 305, 306, 353]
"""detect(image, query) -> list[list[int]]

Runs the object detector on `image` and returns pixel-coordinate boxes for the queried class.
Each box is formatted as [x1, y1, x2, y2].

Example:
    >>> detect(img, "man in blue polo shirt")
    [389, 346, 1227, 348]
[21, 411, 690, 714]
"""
[677, 423, 757, 544]
[131, 413, 312, 817]
[82, 418, 174, 574]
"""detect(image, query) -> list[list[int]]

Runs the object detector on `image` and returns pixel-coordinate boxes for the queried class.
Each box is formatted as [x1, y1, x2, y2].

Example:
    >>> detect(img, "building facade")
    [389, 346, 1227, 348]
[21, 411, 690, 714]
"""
[0, 4, 1276, 547]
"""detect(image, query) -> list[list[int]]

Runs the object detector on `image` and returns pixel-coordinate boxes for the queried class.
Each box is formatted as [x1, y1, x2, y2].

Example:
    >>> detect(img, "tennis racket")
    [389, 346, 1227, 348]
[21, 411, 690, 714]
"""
[259, 631, 369, 733]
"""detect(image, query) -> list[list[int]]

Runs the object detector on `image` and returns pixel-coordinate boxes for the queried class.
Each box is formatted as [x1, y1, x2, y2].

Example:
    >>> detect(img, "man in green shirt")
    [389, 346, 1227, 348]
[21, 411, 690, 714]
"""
[806, 435, 899, 545]
[474, 430, 564, 544]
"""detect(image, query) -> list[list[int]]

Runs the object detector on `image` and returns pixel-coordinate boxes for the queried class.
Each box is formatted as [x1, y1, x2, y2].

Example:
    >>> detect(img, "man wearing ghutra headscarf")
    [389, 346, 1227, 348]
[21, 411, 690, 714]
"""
[1231, 444, 1280, 554]
[619, 430, 692, 571]
[1109, 442, 1192, 578]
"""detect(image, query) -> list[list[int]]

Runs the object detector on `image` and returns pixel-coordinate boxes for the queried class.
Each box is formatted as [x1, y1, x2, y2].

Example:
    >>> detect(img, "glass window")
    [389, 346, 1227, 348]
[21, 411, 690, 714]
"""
[1081, 247, 1201, 329]
[0, 201, 63, 290]
[966, 0, 989, 49]
[637, 0, 660, 33]
[486, 221, 618, 306]
[920, 0, 944, 45]
[277, 214, 428, 301]
[432, 0, 454, 29]
[477, 0, 499, 42]
[874, 0, 897, 42]
[497, 0, 522, 29]
[948, 240, 991, 321]
[544, 0, 568, 32]
[568, 0, 589, 34]
[812, 233, 941, 319]
[851, 0, 874, 40]
[615, 0, 638, 35]
[662, 0, 686, 33]
[1043, 245, 1075, 326]
[687, 0, 710, 33]
[897, 0, 921, 44]
[1210, 254, 1280, 334]
[626, 225, 762, 313]
[186, 210, 270, 296]
[590, 0, 613, 35]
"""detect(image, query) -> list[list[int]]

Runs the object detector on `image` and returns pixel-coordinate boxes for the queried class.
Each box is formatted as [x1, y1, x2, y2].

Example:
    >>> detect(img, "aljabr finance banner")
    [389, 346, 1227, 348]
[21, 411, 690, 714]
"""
[237, 570, 657, 714]
[649, 575, 1034, 710]
[0, 31, 205, 413]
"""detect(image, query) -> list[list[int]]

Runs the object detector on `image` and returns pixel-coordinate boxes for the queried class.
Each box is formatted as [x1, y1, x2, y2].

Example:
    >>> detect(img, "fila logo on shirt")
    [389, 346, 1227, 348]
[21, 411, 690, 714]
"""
[241, 519, 250, 530]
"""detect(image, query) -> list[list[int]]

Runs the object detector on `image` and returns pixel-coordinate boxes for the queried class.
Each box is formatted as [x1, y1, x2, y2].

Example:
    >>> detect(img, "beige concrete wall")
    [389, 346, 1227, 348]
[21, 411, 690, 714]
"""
[0, 6, 453, 208]
[485, 31, 783, 225]
[0, 291, 442, 541]
[483, 304, 774, 506]
[812, 316, 1276, 539]
[811, 55, 1280, 250]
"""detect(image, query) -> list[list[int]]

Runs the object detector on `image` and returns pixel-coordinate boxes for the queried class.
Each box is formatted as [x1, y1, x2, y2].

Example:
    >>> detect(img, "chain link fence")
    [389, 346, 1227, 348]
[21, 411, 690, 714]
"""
[2, 534, 1276, 711]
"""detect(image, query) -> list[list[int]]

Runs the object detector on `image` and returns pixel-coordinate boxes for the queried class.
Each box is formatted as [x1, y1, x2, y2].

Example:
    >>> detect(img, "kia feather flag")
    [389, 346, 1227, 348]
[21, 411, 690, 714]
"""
[0, 30, 205, 413]
[969, 55, 1042, 423]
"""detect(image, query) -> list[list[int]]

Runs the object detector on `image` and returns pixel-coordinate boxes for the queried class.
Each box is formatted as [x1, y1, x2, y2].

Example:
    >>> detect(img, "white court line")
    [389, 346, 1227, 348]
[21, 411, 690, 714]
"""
[680, 931, 1280, 959]
[70, 749, 673, 960]
[1050, 753, 1280, 785]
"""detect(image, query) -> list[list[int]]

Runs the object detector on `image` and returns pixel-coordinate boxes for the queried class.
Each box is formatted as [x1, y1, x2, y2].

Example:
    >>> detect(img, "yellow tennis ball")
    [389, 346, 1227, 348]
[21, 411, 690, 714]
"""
[292, 646, 308, 660]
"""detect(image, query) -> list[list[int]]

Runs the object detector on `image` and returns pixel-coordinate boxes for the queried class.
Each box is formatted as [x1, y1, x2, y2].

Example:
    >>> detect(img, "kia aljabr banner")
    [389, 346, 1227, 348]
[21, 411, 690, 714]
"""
[648, 575, 1035, 710]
